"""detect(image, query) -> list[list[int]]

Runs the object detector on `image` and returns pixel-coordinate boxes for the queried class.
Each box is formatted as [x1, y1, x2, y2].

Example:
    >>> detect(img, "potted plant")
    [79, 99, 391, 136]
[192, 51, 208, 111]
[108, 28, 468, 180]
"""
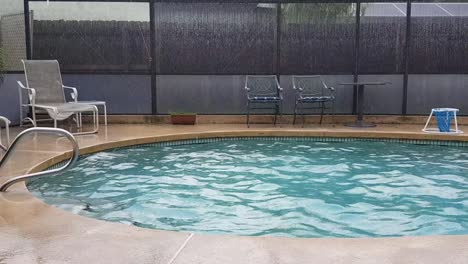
[170, 112, 197, 125]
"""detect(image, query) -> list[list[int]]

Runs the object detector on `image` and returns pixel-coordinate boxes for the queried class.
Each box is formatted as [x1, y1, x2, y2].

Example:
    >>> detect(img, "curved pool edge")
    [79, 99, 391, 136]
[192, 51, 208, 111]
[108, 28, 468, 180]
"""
[8, 128, 468, 191]
[1, 128, 468, 263]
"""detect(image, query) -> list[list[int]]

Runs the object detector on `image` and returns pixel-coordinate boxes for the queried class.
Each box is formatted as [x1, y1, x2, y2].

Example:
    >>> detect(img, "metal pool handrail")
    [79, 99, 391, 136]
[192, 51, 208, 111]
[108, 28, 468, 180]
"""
[0, 127, 79, 192]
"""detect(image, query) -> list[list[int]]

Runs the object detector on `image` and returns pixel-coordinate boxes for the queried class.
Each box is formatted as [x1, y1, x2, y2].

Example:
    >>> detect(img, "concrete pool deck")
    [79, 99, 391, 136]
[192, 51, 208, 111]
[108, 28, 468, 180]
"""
[1, 123, 468, 263]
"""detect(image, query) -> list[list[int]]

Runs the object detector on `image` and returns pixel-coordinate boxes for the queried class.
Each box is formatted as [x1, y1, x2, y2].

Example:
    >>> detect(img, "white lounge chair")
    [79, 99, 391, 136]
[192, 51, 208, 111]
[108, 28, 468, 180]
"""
[18, 60, 99, 135]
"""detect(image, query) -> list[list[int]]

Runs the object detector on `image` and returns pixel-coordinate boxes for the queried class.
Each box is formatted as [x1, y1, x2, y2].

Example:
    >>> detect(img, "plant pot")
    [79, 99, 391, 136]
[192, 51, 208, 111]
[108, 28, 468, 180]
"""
[171, 114, 197, 125]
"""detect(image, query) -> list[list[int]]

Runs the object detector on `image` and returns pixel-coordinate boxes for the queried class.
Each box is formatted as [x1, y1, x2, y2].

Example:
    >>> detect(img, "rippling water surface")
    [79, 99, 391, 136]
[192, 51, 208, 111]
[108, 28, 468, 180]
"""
[28, 139, 468, 238]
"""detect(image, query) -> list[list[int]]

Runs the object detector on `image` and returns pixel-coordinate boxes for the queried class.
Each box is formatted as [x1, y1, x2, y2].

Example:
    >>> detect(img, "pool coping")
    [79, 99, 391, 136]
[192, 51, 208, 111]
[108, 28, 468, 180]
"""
[2, 128, 468, 263]
[6, 128, 468, 213]
[25, 128, 468, 174]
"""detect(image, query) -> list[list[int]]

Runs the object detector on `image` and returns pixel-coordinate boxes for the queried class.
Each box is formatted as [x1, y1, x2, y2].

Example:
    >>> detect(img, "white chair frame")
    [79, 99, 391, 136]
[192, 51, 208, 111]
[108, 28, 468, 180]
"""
[18, 81, 99, 135]
[0, 116, 10, 151]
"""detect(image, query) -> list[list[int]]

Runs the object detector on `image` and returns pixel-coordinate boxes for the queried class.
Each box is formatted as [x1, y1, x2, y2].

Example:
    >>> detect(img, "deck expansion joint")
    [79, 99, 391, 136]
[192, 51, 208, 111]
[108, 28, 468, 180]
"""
[167, 233, 194, 264]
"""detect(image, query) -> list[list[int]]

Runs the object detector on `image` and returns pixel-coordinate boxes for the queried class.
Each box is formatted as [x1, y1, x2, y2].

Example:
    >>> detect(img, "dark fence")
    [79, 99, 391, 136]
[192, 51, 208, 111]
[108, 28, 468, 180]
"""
[32, 14, 468, 75]
[280, 21, 356, 74]
[33, 20, 151, 72]
[409, 17, 468, 74]
[359, 17, 406, 74]
[154, 3, 277, 74]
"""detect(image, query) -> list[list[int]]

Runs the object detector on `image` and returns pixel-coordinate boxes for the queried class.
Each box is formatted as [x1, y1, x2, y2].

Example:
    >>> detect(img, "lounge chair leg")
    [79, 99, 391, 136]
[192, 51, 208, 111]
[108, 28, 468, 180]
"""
[103, 104, 108, 126]
[71, 107, 99, 136]
[32, 107, 37, 127]
[75, 114, 80, 128]
[93, 106, 99, 133]
[19, 101, 24, 127]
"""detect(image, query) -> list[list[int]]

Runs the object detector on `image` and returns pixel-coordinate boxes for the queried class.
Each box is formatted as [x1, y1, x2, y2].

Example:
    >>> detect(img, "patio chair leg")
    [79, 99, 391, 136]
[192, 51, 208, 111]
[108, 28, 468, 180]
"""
[320, 102, 325, 125]
[301, 102, 305, 128]
[273, 103, 278, 126]
[54, 119, 57, 128]
[293, 100, 298, 125]
[331, 100, 335, 124]
[246, 101, 251, 128]
[279, 101, 283, 128]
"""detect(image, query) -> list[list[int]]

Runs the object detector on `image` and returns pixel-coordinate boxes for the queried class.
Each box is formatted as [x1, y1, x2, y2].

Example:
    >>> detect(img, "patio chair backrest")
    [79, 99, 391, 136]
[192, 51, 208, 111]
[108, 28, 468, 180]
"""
[22, 60, 66, 105]
[245, 75, 279, 97]
[293, 75, 327, 96]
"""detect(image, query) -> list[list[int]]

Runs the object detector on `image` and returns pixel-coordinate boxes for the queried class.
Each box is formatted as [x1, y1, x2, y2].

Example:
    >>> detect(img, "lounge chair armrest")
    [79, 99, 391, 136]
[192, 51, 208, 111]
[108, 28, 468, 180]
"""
[17, 81, 32, 91]
[0, 116, 10, 141]
[328, 86, 336, 92]
[17, 81, 36, 104]
[0, 116, 10, 126]
[0, 116, 10, 148]
[63, 85, 78, 102]
[63, 85, 77, 90]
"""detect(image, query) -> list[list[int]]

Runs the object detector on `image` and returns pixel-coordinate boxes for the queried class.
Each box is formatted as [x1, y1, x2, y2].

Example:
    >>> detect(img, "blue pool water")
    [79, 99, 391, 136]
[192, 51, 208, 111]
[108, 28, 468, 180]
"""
[28, 138, 468, 238]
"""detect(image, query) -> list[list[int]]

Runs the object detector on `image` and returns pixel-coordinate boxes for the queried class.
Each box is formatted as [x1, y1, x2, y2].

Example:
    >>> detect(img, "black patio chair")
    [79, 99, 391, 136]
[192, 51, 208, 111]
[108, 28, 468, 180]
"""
[292, 75, 335, 127]
[245, 75, 283, 127]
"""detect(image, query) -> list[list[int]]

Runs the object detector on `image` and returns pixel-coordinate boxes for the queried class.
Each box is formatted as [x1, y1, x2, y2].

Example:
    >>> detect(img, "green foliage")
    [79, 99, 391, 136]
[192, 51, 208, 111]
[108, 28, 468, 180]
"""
[282, 3, 356, 24]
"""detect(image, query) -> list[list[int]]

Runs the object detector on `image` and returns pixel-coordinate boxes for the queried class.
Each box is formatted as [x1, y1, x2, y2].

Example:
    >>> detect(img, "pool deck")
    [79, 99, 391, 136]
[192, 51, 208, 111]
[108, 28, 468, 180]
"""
[1, 123, 468, 263]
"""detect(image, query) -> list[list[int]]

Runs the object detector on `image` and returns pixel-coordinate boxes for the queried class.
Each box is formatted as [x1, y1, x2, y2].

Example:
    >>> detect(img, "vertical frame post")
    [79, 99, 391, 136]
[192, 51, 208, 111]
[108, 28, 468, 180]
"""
[276, 3, 281, 82]
[150, 0, 157, 115]
[274, 2, 282, 105]
[352, 0, 361, 115]
[24, 0, 32, 59]
[402, 0, 411, 115]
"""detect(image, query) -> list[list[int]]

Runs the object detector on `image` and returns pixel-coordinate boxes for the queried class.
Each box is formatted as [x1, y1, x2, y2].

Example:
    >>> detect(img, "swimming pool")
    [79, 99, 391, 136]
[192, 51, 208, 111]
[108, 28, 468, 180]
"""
[28, 137, 468, 238]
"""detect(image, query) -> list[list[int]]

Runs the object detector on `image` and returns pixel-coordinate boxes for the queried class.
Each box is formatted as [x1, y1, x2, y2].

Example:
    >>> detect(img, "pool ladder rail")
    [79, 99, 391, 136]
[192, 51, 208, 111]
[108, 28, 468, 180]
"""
[0, 127, 79, 192]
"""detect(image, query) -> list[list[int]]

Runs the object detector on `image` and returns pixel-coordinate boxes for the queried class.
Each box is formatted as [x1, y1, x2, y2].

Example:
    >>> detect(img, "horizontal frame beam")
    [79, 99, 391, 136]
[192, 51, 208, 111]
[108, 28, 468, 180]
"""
[28, 0, 408, 3]
[5, 71, 465, 75]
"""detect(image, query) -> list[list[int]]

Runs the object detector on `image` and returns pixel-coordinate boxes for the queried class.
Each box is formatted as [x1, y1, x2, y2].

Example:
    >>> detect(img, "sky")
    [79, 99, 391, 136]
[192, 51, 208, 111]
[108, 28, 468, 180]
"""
[1, 0, 467, 21]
